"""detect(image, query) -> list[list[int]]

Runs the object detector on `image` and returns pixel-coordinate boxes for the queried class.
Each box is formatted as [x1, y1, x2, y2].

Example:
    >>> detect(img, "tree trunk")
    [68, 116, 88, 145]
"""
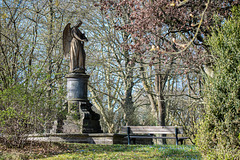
[123, 85, 135, 125]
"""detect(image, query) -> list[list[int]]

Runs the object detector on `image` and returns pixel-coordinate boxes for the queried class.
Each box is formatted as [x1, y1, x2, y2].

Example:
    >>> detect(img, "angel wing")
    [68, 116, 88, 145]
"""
[63, 23, 72, 58]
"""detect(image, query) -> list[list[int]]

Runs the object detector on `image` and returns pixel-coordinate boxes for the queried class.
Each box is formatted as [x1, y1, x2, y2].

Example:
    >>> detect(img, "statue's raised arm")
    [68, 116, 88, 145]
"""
[63, 21, 88, 73]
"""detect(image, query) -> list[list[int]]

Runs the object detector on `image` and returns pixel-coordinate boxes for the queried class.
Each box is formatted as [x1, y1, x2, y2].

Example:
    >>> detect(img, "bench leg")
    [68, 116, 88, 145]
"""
[175, 127, 178, 145]
[132, 138, 136, 144]
[179, 139, 184, 145]
[128, 136, 131, 145]
[127, 138, 136, 145]
[127, 127, 131, 145]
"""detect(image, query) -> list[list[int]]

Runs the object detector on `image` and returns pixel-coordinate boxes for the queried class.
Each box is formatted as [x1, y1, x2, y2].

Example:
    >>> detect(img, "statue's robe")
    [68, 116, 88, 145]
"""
[70, 27, 86, 72]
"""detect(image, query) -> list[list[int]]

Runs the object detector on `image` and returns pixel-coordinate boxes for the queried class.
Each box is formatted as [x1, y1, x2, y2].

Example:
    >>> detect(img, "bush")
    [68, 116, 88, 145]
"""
[0, 107, 33, 148]
[196, 6, 240, 159]
[0, 77, 65, 147]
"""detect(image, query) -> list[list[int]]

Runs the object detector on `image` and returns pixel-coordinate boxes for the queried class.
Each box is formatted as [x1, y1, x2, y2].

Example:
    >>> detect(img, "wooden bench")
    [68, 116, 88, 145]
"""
[120, 126, 189, 145]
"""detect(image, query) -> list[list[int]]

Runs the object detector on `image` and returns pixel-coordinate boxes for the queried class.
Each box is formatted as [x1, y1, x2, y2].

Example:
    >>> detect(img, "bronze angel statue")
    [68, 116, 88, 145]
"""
[63, 20, 88, 73]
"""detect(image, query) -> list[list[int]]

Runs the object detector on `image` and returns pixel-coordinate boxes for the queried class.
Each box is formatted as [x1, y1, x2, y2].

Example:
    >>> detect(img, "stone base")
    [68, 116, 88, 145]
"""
[27, 133, 153, 145]
[61, 100, 102, 133]
[59, 72, 102, 134]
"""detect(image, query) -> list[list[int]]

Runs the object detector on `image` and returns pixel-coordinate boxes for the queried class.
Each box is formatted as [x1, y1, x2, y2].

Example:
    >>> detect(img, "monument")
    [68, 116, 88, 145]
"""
[27, 21, 148, 145]
[61, 20, 102, 133]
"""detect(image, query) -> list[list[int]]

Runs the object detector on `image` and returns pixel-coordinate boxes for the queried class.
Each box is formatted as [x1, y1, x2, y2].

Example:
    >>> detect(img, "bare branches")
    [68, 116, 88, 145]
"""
[167, 0, 210, 55]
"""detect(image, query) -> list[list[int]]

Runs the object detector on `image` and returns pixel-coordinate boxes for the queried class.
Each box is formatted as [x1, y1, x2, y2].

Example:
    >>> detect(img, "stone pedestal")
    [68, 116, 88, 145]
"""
[61, 72, 102, 133]
[66, 72, 89, 101]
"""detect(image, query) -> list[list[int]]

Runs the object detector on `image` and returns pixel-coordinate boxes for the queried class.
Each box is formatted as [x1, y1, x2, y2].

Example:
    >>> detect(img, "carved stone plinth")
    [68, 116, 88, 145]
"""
[60, 72, 102, 133]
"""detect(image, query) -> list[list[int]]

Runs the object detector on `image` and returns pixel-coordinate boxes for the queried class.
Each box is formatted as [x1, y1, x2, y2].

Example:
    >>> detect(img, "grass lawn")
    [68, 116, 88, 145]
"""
[0, 142, 202, 160]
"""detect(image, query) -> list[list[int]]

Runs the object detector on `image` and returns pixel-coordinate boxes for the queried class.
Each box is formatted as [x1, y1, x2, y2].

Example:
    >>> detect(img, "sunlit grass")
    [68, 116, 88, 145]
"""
[41, 144, 202, 160]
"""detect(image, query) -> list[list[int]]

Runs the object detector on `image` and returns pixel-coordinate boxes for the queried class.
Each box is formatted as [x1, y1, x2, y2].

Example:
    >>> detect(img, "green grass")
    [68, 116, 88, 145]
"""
[41, 144, 202, 160]
[0, 142, 202, 160]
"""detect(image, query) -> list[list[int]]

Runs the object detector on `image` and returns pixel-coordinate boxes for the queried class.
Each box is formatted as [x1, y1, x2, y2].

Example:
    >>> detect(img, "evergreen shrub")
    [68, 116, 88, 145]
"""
[196, 6, 240, 159]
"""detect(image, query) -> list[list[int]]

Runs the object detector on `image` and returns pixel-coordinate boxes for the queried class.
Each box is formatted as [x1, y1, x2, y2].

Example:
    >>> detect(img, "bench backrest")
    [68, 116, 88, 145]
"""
[120, 126, 184, 135]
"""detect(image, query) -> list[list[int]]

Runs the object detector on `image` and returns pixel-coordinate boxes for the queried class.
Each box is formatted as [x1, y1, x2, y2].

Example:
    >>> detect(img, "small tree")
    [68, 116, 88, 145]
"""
[196, 6, 240, 159]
